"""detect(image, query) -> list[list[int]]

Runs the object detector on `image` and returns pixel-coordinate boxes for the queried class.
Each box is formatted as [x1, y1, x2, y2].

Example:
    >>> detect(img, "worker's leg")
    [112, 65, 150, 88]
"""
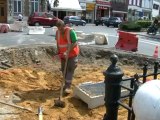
[63, 56, 78, 90]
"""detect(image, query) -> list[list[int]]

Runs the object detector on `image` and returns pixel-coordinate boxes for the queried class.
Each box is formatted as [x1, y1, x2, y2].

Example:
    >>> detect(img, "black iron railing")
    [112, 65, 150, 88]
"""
[103, 54, 160, 120]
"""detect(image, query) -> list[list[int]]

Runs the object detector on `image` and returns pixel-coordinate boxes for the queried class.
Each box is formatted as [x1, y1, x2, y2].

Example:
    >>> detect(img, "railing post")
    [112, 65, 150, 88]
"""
[103, 54, 124, 120]
[143, 62, 148, 83]
[154, 61, 159, 79]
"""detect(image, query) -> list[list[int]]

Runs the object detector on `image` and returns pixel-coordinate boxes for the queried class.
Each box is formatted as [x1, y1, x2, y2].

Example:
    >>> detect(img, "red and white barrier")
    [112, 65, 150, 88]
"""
[0, 24, 9, 33]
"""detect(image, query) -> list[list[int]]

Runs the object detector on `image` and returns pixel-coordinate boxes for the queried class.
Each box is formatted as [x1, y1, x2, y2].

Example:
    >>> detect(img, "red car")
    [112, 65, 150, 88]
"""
[28, 12, 58, 27]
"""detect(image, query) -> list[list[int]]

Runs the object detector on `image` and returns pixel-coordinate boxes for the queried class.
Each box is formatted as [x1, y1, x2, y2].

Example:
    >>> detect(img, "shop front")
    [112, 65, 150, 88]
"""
[110, 1, 128, 21]
[86, 2, 95, 23]
[79, 1, 86, 21]
[51, 0, 82, 20]
[95, 0, 111, 20]
[142, 10, 152, 20]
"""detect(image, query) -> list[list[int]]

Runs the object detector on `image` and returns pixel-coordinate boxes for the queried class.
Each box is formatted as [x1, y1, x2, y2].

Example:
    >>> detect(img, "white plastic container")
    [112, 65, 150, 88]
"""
[133, 80, 160, 120]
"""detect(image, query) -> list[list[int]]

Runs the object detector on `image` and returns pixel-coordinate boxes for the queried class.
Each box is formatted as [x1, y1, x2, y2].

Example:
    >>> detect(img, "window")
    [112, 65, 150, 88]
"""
[153, 4, 159, 10]
[133, 0, 136, 5]
[13, 0, 22, 16]
[129, 0, 132, 5]
[137, 0, 140, 6]
[30, 0, 39, 13]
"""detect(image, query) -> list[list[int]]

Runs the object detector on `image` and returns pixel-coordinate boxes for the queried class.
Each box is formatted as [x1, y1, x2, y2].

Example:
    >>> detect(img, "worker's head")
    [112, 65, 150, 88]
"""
[56, 19, 65, 31]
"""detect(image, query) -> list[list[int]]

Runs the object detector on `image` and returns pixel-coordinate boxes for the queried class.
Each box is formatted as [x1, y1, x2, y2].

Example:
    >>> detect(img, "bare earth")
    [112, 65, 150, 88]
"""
[0, 45, 156, 120]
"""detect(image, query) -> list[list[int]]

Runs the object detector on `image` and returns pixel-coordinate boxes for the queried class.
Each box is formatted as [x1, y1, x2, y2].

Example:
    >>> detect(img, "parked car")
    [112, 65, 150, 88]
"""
[104, 17, 122, 27]
[28, 12, 58, 27]
[63, 16, 86, 26]
[94, 17, 109, 26]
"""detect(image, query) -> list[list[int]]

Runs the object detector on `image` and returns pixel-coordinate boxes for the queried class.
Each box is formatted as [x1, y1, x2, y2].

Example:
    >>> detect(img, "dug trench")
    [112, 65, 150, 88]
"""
[0, 45, 158, 120]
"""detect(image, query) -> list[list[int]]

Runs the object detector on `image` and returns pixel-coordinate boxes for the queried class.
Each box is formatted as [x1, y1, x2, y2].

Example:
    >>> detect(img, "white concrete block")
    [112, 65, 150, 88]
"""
[10, 21, 25, 32]
[73, 81, 129, 109]
[28, 26, 45, 35]
[14, 21, 27, 27]
[9, 24, 23, 32]
[92, 32, 108, 45]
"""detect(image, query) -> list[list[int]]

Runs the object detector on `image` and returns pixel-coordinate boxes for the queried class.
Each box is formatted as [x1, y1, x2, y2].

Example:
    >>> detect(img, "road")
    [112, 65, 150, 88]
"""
[0, 24, 159, 58]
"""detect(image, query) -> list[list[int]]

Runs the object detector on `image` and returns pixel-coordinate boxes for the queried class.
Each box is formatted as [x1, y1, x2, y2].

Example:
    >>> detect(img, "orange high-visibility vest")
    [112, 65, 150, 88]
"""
[56, 27, 79, 58]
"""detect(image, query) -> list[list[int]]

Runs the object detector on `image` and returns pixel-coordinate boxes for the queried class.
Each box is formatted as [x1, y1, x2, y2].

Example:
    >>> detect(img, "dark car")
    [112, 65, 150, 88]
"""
[104, 17, 122, 27]
[63, 16, 86, 26]
[94, 17, 109, 26]
[28, 12, 58, 27]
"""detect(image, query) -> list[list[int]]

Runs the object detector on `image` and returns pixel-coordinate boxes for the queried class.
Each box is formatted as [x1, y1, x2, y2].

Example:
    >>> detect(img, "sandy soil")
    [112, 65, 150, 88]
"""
[0, 61, 143, 120]
[0, 45, 157, 120]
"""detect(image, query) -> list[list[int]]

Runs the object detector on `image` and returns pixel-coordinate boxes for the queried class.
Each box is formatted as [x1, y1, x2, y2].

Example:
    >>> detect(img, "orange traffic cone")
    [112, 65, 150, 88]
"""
[153, 46, 158, 59]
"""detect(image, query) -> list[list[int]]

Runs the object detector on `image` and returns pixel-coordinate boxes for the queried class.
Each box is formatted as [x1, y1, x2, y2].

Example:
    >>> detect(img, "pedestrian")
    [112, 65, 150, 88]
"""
[18, 14, 23, 21]
[55, 19, 79, 94]
[153, 18, 158, 25]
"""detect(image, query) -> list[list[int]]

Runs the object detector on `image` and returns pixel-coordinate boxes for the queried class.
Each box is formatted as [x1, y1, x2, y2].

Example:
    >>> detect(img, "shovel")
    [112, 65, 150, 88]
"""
[54, 46, 70, 108]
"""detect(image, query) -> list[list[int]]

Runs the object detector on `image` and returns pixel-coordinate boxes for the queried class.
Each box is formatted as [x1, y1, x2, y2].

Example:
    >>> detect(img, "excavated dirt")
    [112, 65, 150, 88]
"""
[0, 45, 158, 120]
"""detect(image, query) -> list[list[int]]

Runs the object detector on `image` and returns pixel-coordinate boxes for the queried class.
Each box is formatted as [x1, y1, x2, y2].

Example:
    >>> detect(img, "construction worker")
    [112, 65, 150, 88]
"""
[55, 20, 79, 94]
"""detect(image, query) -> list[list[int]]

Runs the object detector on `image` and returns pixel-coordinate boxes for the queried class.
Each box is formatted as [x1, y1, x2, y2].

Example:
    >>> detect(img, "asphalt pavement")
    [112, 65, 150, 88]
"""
[0, 24, 160, 58]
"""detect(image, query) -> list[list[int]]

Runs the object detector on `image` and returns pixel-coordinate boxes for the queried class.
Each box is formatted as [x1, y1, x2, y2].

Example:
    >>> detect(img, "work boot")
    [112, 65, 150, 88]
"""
[63, 82, 71, 95]
[63, 88, 72, 94]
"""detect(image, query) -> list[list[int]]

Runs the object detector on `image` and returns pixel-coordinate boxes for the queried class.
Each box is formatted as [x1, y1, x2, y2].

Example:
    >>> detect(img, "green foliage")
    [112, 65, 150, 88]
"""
[40, 0, 46, 12]
[119, 22, 141, 32]
[136, 20, 152, 28]
[54, 0, 59, 7]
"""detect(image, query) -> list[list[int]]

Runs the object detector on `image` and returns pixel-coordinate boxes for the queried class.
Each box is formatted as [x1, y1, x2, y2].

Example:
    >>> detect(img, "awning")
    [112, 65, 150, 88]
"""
[112, 10, 128, 14]
[50, 0, 82, 11]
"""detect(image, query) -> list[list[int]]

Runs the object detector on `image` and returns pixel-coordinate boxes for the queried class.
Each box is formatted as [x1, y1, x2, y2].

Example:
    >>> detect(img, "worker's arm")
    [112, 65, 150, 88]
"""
[68, 29, 78, 51]
[55, 31, 60, 54]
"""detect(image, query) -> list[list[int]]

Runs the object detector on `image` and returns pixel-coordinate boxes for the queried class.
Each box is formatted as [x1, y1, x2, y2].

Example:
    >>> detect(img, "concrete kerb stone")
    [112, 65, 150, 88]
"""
[92, 32, 108, 45]
[9, 21, 28, 32]
[76, 31, 95, 42]
[28, 26, 45, 35]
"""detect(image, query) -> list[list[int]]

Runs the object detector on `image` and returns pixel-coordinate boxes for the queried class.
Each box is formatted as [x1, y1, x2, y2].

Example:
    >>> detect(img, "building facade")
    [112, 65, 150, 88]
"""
[1, 0, 46, 23]
[51, 0, 82, 20]
[1, 0, 160, 23]
[79, 0, 128, 23]
[128, 0, 142, 21]
[141, 0, 153, 20]
[152, 0, 160, 18]
[0, 0, 7, 23]
[95, 0, 111, 19]
[110, 0, 128, 20]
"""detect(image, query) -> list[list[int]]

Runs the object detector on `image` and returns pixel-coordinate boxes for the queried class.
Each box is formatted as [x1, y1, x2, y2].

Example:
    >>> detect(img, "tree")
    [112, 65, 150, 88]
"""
[40, 0, 46, 12]
[47, 0, 51, 12]
[53, 0, 59, 7]
[40, 0, 59, 12]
